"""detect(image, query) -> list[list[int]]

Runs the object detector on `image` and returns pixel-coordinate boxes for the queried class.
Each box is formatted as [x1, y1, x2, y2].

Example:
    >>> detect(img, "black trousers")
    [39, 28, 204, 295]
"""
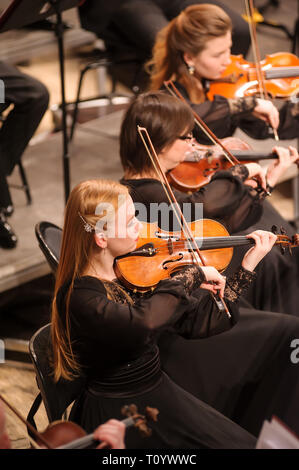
[0, 62, 49, 208]
[79, 0, 250, 58]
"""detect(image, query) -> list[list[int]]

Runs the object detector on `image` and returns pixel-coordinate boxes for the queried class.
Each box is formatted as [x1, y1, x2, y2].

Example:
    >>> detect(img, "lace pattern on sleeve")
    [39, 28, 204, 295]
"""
[171, 266, 205, 296]
[224, 266, 257, 302]
[247, 184, 270, 201]
[227, 164, 249, 181]
[228, 97, 257, 116]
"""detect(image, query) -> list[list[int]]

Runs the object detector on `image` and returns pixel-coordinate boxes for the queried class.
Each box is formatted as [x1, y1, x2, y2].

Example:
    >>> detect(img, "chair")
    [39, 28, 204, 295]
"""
[35, 221, 62, 274]
[27, 323, 85, 428]
[68, 48, 143, 141]
[66, 3, 146, 141]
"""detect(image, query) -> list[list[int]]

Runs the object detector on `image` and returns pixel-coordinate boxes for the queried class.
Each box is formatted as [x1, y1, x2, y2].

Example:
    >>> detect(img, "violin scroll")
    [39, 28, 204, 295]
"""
[271, 225, 299, 254]
[121, 404, 159, 438]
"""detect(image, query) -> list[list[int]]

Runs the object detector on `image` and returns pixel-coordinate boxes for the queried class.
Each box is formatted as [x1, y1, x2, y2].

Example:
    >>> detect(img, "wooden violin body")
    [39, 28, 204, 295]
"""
[167, 137, 277, 193]
[114, 220, 299, 293]
[115, 219, 233, 292]
[207, 53, 299, 100]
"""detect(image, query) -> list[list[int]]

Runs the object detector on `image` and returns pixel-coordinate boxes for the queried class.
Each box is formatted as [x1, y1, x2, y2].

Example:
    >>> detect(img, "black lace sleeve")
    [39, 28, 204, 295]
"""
[228, 97, 257, 115]
[170, 265, 205, 295]
[167, 266, 256, 340]
[227, 164, 249, 181]
[224, 266, 257, 302]
[175, 167, 263, 232]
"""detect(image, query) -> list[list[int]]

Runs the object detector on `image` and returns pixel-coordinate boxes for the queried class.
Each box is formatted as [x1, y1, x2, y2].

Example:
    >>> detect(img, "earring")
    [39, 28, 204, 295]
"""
[188, 64, 195, 75]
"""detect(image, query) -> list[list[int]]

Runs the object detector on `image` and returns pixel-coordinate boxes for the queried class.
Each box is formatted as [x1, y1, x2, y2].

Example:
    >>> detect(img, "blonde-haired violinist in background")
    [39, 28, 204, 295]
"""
[148, 4, 299, 142]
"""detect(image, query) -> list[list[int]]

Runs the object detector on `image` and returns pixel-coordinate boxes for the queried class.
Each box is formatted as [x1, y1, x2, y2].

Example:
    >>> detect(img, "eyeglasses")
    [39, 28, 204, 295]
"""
[177, 133, 194, 142]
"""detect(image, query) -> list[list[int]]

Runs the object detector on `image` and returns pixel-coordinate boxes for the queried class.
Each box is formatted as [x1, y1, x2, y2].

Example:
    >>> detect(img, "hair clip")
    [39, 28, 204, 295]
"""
[78, 212, 94, 232]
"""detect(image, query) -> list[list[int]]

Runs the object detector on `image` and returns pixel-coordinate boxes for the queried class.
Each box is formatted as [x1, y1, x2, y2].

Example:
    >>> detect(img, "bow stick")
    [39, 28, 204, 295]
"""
[137, 125, 231, 318]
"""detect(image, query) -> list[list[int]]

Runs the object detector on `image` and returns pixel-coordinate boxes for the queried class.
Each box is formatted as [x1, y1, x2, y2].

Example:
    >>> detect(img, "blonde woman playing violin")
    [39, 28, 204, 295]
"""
[148, 4, 299, 143]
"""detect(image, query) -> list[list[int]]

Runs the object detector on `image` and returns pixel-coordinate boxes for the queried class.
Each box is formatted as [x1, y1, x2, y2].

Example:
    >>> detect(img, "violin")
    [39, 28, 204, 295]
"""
[0, 393, 158, 449]
[207, 53, 299, 100]
[114, 219, 299, 293]
[167, 136, 279, 193]
[136, 125, 232, 317]
[56, 404, 159, 450]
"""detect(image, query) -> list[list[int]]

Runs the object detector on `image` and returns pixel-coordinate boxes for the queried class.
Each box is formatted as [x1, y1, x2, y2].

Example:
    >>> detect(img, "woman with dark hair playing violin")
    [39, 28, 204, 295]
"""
[50, 177, 279, 448]
[120, 90, 299, 316]
[147, 3, 299, 143]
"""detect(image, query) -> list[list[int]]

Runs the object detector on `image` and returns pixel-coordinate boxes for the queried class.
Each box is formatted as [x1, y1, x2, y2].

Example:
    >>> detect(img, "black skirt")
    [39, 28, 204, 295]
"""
[69, 345, 256, 449]
[158, 307, 299, 438]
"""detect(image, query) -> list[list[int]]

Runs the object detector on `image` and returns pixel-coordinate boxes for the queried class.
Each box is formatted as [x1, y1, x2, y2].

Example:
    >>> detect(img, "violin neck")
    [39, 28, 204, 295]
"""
[186, 149, 276, 162]
[193, 235, 254, 250]
[265, 67, 299, 79]
[230, 150, 276, 161]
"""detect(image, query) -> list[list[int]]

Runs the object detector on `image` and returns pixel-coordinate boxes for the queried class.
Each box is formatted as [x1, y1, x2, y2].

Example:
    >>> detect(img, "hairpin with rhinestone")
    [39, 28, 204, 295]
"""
[78, 212, 94, 233]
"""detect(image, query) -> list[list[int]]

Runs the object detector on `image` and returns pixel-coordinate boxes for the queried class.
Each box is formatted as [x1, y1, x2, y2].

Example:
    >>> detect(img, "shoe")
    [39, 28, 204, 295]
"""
[0, 212, 17, 249]
[3, 205, 14, 217]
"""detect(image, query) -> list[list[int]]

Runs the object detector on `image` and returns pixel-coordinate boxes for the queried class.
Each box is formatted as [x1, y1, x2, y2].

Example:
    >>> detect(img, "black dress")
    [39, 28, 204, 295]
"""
[120, 176, 299, 437]
[55, 268, 257, 449]
[170, 81, 299, 143]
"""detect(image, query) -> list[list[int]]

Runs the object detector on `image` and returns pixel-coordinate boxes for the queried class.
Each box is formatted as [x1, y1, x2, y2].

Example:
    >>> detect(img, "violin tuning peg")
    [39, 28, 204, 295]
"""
[280, 245, 286, 255]
[121, 405, 130, 416]
[293, 234, 299, 247]
[145, 407, 159, 422]
[271, 225, 278, 234]
[280, 226, 287, 235]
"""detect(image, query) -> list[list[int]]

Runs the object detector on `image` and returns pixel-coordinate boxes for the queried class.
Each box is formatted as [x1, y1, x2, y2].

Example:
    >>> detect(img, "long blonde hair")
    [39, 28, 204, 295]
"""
[51, 179, 129, 381]
[147, 4, 232, 103]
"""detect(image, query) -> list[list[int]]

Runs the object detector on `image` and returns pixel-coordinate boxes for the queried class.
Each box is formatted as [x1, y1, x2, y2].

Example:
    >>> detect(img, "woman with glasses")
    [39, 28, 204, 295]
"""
[120, 91, 297, 235]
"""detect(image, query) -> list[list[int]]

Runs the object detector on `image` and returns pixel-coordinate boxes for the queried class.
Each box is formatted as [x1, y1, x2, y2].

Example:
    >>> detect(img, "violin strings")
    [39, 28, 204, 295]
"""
[134, 235, 289, 255]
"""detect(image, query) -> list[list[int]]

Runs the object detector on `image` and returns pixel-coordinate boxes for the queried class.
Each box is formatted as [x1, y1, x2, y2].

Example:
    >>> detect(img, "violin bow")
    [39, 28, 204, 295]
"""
[164, 80, 271, 195]
[137, 125, 231, 318]
[164, 80, 240, 166]
[244, 0, 279, 141]
[0, 393, 53, 449]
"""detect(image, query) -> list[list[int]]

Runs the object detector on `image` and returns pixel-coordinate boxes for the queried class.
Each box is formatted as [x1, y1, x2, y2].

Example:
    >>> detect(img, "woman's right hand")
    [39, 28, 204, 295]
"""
[252, 98, 280, 130]
[244, 162, 267, 192]
[242, 230, 277, 272]
[200, 266, 226, 297]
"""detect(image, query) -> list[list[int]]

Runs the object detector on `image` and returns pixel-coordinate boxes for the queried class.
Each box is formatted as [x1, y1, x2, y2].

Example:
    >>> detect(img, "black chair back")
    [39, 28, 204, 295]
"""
[35, 221, 62, 274]
[28, 323, 85, 423]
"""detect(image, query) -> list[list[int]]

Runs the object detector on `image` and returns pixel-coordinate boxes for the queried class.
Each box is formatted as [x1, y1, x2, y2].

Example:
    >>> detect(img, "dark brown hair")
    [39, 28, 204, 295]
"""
[120, 91, 194, 176]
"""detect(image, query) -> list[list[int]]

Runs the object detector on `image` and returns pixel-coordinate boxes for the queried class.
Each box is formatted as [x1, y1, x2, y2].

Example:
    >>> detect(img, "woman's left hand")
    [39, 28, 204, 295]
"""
[266, 145, 299, 188]
[242, 230, 277, 272]
[93, 419, 126, 449]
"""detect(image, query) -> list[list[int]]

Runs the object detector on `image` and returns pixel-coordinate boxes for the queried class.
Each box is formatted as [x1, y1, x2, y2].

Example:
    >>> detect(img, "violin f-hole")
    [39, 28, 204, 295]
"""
[162, 253, 184, 269]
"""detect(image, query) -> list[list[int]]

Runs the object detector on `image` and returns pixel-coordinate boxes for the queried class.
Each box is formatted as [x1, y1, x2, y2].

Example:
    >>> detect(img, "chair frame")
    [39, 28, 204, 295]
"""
[35, 221, 62, 274]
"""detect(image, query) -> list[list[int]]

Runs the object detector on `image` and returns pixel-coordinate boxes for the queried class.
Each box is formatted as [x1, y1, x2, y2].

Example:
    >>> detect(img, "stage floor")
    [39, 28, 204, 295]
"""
[0, 108, 126, 293]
